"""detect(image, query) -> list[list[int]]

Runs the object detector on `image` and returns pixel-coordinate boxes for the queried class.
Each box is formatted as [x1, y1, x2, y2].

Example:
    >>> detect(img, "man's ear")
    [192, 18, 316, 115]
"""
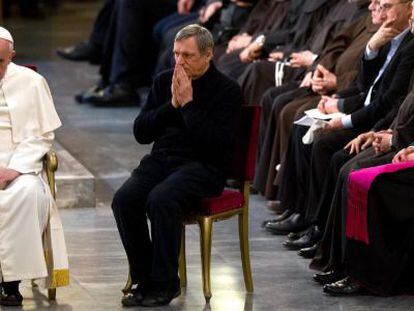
[207, 50, 213, 63]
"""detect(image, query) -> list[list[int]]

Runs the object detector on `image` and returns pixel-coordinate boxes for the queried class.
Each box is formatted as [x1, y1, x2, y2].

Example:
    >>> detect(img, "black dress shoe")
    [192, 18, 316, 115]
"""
[121, 284, 147, 307]
[313, 270, 345, 285]
[298, 242, 319, 259]
[261, 209, 293, 228]
[323, 277, 364, 296]
[75, 82, 106, 103]
[287, 229, 307, 241]
[265, 213, 308, 235]
[57, 42, 102, 64]
[137, 286, 181, 307]
[283, 225, 322, 250]
[0, 292, 23, 306]
[86, 84, 139, 106]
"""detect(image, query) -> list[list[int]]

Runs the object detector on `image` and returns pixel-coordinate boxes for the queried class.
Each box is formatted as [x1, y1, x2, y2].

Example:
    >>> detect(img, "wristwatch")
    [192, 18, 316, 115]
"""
[254, 34, 266, 47]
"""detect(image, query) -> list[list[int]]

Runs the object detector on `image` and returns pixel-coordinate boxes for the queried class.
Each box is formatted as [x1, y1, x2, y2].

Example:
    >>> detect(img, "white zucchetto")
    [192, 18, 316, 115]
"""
[0, 27, 13, 44]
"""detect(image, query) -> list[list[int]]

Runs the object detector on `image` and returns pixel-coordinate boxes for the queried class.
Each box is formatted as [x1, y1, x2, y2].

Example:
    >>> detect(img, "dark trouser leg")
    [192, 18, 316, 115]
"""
[277, 124, 312, 212]
[305, 130, 359, 223]
[147, 160, 224, 285]
[253, 84, 299, 193]
[89, 0, 114, 48]
[310, 149, 354, 230]
[112, 155, 165, 284]
[109, 0, 176, 87]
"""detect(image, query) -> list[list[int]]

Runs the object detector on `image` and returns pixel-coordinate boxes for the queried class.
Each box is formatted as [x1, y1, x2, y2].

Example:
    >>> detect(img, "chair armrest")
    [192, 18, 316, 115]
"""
[43, 150, 58, 199]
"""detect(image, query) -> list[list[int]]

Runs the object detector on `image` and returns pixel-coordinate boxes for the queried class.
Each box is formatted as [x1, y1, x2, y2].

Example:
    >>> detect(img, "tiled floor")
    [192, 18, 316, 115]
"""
[4, 1, 414, 310]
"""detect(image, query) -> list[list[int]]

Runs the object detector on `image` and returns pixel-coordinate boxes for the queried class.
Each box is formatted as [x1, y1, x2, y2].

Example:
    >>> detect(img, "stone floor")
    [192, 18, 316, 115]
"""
[3, 1, 414, 310]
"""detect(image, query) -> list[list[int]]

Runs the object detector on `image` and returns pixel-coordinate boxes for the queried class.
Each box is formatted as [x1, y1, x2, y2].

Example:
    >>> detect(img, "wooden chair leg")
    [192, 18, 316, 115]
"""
[179, 225, 187, 288]
[199, 217, 213, 303]
[48, 288, 56, 301]
[238, 210, 254, 293]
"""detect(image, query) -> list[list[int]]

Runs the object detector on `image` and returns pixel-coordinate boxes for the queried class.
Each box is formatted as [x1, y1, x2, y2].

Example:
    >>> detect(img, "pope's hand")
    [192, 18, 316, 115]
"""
[0, 167, 20, 189]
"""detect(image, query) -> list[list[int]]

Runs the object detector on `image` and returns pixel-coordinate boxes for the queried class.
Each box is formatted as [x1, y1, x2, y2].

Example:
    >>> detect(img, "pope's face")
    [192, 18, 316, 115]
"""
[0, 40, 14, 80]
[173, 37, 212, 79]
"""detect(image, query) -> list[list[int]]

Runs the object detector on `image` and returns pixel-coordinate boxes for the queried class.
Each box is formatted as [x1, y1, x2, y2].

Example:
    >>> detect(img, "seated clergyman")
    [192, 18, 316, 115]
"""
[0, 27, 69, 306]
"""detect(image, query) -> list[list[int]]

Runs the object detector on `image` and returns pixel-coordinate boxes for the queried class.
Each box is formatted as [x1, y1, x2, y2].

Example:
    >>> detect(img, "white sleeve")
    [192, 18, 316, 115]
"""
[7, 131, 54, 174]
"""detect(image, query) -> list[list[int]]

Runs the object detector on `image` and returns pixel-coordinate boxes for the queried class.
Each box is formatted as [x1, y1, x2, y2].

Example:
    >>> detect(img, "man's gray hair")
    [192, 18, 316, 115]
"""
[174, 24, 214, 54]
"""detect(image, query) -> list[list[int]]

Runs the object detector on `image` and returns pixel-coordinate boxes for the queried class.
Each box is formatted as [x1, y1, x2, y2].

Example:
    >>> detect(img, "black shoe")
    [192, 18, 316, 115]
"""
[261, 209, 293, 228]
[138, 286, 181, 307]
[57, 42, 101, 64]
[86, 84, 138, 106]
[0, 292, 23, 307]
[298, 242, 319, 259]
[75, 82, 106, 103]
[121, 283, 147, 307]
[283, 225, 322, 250]
[287, 229, 307, 241]
[313, 270, 345, 285]
[265, 213, 308, 235]
[323, 277, 364, 296]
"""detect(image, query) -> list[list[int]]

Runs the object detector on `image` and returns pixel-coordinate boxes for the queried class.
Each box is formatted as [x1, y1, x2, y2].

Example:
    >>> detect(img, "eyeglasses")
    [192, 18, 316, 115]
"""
[379, 0, 411, 11]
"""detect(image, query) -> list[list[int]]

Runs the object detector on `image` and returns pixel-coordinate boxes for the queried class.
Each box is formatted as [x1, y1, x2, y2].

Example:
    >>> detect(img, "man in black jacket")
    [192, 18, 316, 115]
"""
[112, 24, 242, 307]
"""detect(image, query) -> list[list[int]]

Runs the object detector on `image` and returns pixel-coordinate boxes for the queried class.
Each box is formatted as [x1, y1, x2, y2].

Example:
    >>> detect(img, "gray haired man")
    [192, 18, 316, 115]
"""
[112, 25, 242, 307]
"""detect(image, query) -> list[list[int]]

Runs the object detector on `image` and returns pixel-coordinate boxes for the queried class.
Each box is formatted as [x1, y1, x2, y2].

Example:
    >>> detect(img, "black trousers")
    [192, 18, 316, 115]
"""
[112, 154, 224, 286]
[253, 84, 303, 194]
[100, 0, 177, 88]
[278, 125, 360, 216]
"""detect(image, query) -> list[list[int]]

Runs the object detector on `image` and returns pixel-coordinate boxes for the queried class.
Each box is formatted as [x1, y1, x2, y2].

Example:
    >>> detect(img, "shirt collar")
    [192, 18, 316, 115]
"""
[391, 27, 410, 47]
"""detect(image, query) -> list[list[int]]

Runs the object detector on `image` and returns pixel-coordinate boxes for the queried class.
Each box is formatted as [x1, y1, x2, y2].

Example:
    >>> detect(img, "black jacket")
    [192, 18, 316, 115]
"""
[340, 32, 414, 131]
[134, 63, 242, 173]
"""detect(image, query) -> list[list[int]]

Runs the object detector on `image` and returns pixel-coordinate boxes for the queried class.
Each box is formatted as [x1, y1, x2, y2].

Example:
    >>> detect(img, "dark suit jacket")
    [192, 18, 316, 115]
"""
[340, 32, 414, 131]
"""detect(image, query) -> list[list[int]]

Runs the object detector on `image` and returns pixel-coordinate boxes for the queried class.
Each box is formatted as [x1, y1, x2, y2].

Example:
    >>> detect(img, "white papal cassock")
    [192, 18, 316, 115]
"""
[0, 62, 69, 288]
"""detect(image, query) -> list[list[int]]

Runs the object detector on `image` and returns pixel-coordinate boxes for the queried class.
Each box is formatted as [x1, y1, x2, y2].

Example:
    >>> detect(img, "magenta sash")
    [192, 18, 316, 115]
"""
[345, 161, 414, 244]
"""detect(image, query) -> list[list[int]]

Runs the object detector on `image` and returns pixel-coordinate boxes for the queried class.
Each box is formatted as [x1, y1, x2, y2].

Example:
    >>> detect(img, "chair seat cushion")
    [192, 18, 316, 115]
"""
[199, 189, 245, 215]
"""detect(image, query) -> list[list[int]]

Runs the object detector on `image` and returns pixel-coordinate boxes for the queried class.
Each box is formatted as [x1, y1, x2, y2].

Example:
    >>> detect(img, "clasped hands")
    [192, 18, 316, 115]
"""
[0, 167, 20, 190]
[344, 130, 393, 155]
[171, 64, 193, 108]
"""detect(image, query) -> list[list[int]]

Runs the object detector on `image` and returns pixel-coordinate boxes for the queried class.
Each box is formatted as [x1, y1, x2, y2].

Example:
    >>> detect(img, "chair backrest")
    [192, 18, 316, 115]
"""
[228, 105, 261, 181]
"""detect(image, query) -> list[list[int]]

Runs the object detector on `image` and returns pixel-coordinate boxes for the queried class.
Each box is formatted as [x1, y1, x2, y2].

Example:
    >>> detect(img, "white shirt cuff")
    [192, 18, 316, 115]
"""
[341, 115, 353, 129]
[365, 44, 379, 60]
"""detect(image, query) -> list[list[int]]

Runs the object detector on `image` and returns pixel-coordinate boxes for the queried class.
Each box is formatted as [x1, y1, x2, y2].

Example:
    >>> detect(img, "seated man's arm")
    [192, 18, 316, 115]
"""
[134, 74, 180, 144]
[7, 132, 54, 174]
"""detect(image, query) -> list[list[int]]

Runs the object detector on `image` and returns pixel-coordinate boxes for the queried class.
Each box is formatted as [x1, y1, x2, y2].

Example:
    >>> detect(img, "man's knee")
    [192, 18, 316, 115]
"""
[112, 183, 142, 214]
[147, 184, 181, 218]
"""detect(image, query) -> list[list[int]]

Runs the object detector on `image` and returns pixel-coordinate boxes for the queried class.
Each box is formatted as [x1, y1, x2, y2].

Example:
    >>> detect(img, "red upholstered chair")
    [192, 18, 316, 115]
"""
[123, 105, 261, 303]
[178, 105, 260, 302]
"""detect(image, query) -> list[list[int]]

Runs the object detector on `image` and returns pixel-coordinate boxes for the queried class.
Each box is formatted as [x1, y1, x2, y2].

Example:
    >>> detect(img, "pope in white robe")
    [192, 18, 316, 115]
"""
[0, 27, 69, 305]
